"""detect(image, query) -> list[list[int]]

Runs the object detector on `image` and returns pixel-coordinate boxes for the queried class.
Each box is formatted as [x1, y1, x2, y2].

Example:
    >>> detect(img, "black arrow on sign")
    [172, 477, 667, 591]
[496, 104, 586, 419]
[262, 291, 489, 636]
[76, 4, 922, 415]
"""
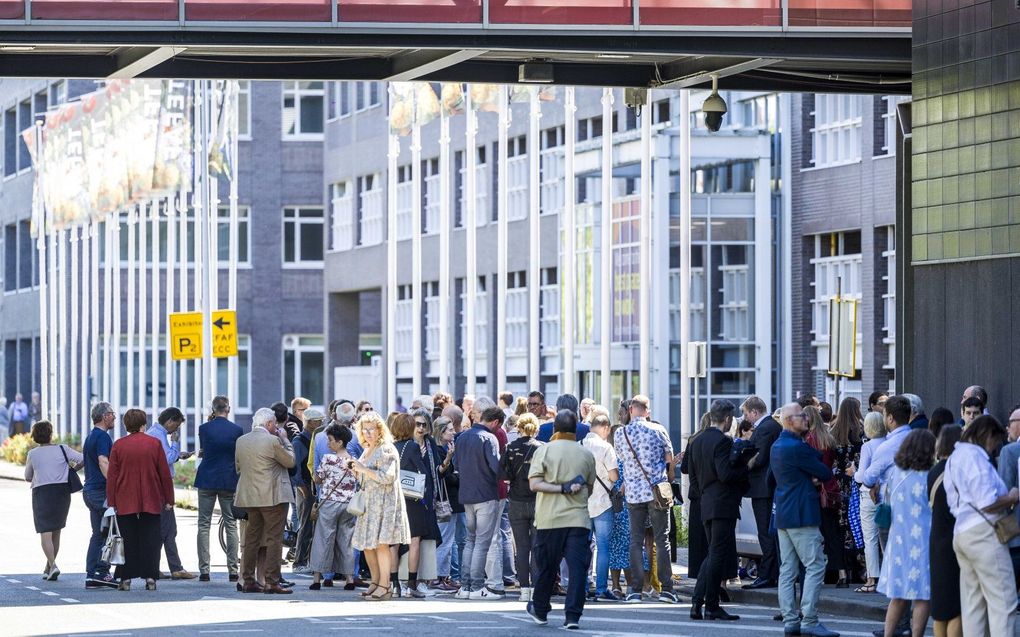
[213, 317, 232, 330]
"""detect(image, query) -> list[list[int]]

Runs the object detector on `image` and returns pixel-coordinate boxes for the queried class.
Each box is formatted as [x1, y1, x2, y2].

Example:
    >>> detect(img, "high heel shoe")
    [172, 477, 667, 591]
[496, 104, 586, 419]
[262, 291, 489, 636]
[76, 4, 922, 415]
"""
[145, 579, 157, 591]
[360, 582, 379, 597]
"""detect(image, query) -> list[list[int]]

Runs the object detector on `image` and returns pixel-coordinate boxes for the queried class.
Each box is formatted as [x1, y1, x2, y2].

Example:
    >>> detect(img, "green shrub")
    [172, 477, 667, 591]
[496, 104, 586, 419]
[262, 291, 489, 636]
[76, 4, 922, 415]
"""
[174, 457, 198, 488]
[674, 505, 689, 548]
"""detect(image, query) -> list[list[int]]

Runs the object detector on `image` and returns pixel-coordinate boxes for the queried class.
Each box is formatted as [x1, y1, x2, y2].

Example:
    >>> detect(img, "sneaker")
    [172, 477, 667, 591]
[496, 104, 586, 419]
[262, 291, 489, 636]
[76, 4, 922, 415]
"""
[85, 574, 118, 590]
[455, 588, 471, 600]
[519, 586, 531, 603]
[503, 577, 519, 589]
[595, 590, 620, 602]
[46, 566, 60, 582]
[526, 602, 548, 625]
[469, 587, 504, 600]
[564, 620, 580, 630]
[802, 624, 840, 637]
[658, 591, 680, 604]
[415, 582, 434, 597]
[624, 593, 642, 604]
[399, 583, 410, 598]
[199, 573, 211, 582]
[292, 565, 311, 574]
[436, 578, 459, 592]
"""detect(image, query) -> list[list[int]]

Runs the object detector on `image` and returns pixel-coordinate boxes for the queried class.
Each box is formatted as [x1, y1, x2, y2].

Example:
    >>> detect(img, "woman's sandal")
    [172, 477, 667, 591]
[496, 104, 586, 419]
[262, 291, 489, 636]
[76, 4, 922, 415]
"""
[360, 582, 380, 597]
[854, 583, 877, 593]
[368, 589, 392, 601]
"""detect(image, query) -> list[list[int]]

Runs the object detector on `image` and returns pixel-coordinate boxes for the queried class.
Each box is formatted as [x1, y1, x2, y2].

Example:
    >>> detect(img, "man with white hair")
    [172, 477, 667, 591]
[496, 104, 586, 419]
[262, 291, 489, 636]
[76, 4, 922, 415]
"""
[899, 393, 928, 431]
[235, 407, 296, 594]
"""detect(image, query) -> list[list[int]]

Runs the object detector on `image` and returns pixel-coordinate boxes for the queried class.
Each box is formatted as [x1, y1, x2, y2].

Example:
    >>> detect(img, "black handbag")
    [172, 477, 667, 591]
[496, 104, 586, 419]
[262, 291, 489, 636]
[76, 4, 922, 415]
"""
[60, 445, 83, 493]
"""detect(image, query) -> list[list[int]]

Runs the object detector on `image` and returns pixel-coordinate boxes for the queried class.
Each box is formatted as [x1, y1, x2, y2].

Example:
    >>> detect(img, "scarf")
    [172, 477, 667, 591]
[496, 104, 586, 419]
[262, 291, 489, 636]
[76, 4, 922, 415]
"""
[551, 432, 576, 442]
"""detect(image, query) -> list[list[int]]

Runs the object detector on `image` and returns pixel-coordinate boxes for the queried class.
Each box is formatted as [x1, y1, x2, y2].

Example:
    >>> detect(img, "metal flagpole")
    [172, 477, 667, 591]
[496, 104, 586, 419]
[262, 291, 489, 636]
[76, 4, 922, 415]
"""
[165, 195, 177, 412]
[151, 201, 161, 415]
[178, 191, 189, 421]
[438, 102, 451, 393]
[599, 88, 613, 406]
[228, 81, 240, 407]
[48, 226, 58, 424]
[464, 87, 477, 398]
[58, 229, 68, 435]
[126, 206, 137, 412]
[528, 87, 541, 392]
[89, 219, 99, 438]
[33, 122, 48, 423]
[198, 79, 214, 455]
[496, 85, 509, 394]
[562, 87, 576, 397]
[70, 225, 80, 438]
[138, 202, 148, 418]
[385, 84, 398, 411]
[639, 100, 652, 396]
[102, 219, 113, 413]
[678, 90, 693, 435]
[411, 92, 423, 399]
[80, 221, 91, 438]
[111, 218, 122, 439]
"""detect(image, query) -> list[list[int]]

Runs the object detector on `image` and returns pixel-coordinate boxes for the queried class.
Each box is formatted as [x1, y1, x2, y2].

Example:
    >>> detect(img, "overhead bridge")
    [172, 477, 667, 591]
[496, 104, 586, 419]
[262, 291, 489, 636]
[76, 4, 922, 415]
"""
[0, 0, 911, 93]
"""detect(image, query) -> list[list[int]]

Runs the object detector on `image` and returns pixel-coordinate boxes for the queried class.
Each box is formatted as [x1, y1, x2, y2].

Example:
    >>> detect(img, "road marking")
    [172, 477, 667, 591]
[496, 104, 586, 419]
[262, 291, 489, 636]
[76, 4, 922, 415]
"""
[41, 591, 59, 596]
[198, 631, 264, 634]
[6, 578, 21, 583]
[26, 585, 40, 590]
[59, 598, 81, 603]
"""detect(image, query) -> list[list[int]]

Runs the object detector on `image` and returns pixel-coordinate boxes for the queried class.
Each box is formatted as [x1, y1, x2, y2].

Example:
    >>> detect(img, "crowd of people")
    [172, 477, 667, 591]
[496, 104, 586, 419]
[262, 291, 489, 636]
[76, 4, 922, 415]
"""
[17, 383, 1020, 635]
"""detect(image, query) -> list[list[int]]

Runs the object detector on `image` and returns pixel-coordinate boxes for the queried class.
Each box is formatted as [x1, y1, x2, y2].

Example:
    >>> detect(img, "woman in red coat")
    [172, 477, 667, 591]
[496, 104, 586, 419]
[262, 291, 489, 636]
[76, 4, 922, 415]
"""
[107, 409, 175, 591]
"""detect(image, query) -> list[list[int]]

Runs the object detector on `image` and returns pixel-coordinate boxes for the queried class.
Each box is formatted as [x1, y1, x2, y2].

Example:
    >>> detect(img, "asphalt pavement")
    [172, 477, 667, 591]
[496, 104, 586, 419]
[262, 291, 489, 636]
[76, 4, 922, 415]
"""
[0, 479, 884, 636]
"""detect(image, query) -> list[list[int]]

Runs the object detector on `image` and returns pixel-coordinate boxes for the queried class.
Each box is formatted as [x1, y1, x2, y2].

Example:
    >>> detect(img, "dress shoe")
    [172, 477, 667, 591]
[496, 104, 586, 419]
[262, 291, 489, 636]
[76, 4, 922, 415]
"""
[690, 604, 704, 620]
[199, 573, 211, 582]
[742, 577, 777, 590]
[322, 579, 334, 587]
[705, 608, 740, 621]
[278, 578, 295, 588]
[264, 584, 293, 595]
[172, 570, 196, 580]
[241, 582, 264, 593]
[718, 587, 731, 603]
[228, 574, 239, 583]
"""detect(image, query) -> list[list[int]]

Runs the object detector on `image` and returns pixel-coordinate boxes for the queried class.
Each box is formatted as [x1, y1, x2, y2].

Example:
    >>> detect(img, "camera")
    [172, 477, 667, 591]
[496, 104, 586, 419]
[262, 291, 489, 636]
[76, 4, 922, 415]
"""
[702, 89, 727, 133]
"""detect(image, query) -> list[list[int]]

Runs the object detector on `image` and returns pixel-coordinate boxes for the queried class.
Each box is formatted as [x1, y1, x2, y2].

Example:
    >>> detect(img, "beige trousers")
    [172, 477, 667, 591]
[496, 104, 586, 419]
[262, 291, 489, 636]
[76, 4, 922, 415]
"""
[952, 521, 1017, 637]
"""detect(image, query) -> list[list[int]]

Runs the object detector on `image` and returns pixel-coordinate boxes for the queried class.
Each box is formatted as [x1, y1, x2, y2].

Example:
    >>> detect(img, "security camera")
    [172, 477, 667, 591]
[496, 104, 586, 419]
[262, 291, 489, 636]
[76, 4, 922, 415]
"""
[702, 75, 727, 133]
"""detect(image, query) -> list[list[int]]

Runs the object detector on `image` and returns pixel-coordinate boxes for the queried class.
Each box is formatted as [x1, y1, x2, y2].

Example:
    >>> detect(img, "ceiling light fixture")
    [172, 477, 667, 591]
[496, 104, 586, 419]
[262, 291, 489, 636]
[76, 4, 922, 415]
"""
[0, 45, 36, 52]
[597, 53, 631, 60]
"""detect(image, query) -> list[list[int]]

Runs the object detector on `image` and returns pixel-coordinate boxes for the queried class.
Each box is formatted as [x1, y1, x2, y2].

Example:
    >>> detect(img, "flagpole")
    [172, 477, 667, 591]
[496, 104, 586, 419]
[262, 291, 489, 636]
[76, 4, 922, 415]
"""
[228, 81, 240, 408]
[58, 229, 68, 436]
[126, 205, 137, 413]
[138, 202, 148, 419]
[69, 224, 80, 439]
[33, 122, 49, 423]
[102, 219, 113, 417]
[599, 87, 613, 407]
[111, 217, 123, 439]
[496, 85, 509, 395]
[151, 200, 161, 416]
[679, 90, 692, 436]
[386, 84, 399, 412]
[48, 225, 59, 425]
[165, 194, 177, 411]
[88, 219, 98, 436]
[464, 87, 477, 398]
[438, 103, 451, 393]
[563, 87, 576, 398]
[639, 100, 652, 396]
[80, 221, 91, 439]
[411, 90, 423, 400]
[528, 88, 541, 392]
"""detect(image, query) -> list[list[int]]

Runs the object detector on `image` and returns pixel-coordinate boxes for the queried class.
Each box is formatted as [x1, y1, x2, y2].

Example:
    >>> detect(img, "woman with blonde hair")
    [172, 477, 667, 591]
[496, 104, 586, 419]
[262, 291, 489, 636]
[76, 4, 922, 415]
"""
[804, 405, 845, 586]
[348, 411, 410, 600]
[501, 412, 543, 601]
[854, 411, 887, 593]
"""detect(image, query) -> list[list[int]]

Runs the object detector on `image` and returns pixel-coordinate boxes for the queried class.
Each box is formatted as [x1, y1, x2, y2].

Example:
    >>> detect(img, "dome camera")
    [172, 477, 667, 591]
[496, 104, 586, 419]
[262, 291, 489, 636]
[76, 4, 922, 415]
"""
[702, 75, 727, 133]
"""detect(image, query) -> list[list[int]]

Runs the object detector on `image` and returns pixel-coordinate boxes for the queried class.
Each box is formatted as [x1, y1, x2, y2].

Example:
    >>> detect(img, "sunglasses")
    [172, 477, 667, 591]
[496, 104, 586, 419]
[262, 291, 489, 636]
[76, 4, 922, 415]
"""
[415, 421, 428, 427]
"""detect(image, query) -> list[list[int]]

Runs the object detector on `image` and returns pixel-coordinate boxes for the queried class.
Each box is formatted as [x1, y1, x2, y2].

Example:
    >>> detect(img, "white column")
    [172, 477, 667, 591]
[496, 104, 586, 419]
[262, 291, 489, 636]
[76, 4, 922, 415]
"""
[80, 223, 90, 432]
[678, 90, 693, 436]
[89, 221, 100, 438]
[385, 85, 399, 410]
[138, 203, 148, 418]
[228, 81, 241, 405]
[562, 87, 576, 397]
[599, 88, 613, 406]
[639, 101, 652, 397]
[178, 193, 189, 417]
[111, 218, 122, 438]
[754, 155, 773, 405]
[464, 89, 478, 397]
[780, 94, 793, 404]
[58, 229, 68, 434]
[198, 79, 214, 454]
[125, 208, 137, 412]
[151, 201, 161, 415]
[69, 226, 80, 438]
[652, 131, 672, 432]
[411, 109, 423, 399]
[102, 220, 114, 409]
[48, 228, 59, 424]
[33, 124, 49, 423]
[528, 88, 541, 391]
[438, 108, 452, 392]
[165, 196, 177, 409]
[496, 85, 509, 394]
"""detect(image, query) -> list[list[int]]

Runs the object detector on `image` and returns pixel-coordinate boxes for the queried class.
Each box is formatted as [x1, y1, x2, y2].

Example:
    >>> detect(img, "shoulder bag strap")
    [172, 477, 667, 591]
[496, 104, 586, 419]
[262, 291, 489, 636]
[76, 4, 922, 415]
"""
[581, 438, 615, 496]
[929, 472, 945, 510]
[513, 443, 538, 483]
[59, 444, 72, 467]
[623, 426, 658, 489]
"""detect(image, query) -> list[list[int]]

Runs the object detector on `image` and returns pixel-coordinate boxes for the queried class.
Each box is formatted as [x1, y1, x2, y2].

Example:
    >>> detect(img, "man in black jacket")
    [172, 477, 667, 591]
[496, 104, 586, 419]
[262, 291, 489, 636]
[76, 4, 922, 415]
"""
[688, 399, 748, 621]
[741, 395, 782, 589]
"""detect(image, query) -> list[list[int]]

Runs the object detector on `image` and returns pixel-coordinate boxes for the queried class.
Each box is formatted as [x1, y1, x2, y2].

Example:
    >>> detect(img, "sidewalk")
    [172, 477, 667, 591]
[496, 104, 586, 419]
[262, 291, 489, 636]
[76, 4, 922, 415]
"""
[0, 459, 204, 510]
[672, 552, 887, 622]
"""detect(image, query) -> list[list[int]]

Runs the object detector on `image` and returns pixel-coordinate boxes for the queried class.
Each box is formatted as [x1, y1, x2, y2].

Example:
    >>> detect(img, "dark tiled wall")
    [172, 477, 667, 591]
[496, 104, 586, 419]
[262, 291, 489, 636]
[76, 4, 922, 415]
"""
[911, 0, 1020, 263]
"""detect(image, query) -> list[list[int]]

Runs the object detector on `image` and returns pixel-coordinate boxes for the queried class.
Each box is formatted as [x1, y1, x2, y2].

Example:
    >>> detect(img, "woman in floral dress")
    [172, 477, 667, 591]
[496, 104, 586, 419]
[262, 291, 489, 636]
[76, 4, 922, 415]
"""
[309, 423, 359, 590]
[349, 411, 410, 601]
[830, 398, 864, 584]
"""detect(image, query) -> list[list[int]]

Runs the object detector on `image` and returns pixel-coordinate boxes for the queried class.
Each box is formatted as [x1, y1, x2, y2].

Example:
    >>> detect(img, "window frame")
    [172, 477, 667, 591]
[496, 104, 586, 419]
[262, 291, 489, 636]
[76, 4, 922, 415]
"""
[281, 334, 326, 409]
[281, 81, 325, 141]
[281, 205, 326, 268]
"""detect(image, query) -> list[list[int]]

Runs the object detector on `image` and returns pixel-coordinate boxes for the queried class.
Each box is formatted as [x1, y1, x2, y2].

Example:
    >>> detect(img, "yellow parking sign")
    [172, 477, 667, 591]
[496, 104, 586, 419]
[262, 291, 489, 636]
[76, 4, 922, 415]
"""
[212, 310, 238, 358]
[169, 312, 203, 361]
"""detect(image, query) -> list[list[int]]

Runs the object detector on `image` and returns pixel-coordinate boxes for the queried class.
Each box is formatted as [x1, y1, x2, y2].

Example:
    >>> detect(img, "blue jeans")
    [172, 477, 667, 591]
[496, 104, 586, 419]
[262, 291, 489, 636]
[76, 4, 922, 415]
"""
[83, 488, 110, 579]
[462, 500, 501, 591]
[437, 517, 457, 578]
[591, 508, 614, 594]
[451, 512, 467, 580]
[778, 526, 827, 631]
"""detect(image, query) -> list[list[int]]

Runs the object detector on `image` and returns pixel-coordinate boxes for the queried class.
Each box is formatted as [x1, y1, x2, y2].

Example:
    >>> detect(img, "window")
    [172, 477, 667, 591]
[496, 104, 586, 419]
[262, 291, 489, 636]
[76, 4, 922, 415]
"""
[423, 158, 440, 233]
[395, 165, 413, 240]
[236, 80, 251, 139]
[216, 206, 250, 266]
[395, 284, 413, 361]
[331, 181, 354, 251]
[17, 100, 30, 170]
[456, 146, 488, 228]
[424, 281, 440, 362]
[810, 94, 862, 167]
[540, 126, 565, 217]
[216, 335, 252, 412]
[881, 226, 896, 367]
[5, 108, 16, 176]
[540, 267, 560, 355]
[355, 82, 381, 112]
[738, 95, 774, 130]
[877, 95, 906, 157]
[3, 224, 15, 292]
[332, 82, 381, 120]
[282, 206, 325, 266]
[507, 135, 528, 221]
[33, 92, 47, 122]
[577, 115, 617, 142]
[506, 271, 528, 354]
[653, 99, 671, 125]
[283, 335, 325, 407]
[358, 174, 384, 246]
[18, 220, 32, 289]
[48, 81, 66, 109]
[282, 81, 324, 139]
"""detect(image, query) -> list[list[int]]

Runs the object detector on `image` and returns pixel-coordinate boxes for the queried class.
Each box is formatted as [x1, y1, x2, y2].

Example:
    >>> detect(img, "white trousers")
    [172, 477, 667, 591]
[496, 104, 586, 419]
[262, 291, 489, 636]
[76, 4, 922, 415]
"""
[953, 521, 1017, 637]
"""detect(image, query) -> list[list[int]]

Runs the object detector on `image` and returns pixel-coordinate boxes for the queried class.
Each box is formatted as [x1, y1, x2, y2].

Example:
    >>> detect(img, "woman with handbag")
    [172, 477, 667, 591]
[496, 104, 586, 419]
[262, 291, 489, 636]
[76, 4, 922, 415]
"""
[24, 420, 83, 582]
[944, 415, 1020, 637]
[106, 409, 175, 591]
[433, 416, 460, 591]
[349, 411, 410, 601]
[929, 425, 963, 637]
[308, 424, 360, 591]
[877, 429, 935, 637]
[391, 410, 442, 598]
[804, 406, 846, 586]
[501, 413, 543, 602]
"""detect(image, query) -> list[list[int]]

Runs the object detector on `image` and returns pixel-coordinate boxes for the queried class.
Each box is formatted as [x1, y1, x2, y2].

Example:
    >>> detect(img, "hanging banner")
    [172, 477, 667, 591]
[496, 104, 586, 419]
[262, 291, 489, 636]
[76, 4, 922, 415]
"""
[440, 83, 465, 117]
[469, 84, 500, 112]
[389, 82, 416, 136]
[416, 82, 441, 128]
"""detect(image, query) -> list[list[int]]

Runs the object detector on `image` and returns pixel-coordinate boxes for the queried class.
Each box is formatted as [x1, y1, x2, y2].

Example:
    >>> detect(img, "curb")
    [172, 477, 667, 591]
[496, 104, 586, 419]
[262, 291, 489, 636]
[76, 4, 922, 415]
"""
[678, 584, 887, 622]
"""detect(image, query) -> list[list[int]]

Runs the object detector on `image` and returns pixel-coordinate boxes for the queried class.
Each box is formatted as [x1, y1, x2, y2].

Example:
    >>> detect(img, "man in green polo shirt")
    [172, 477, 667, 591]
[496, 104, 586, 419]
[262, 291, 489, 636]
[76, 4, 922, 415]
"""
[526, 409, 596, 631]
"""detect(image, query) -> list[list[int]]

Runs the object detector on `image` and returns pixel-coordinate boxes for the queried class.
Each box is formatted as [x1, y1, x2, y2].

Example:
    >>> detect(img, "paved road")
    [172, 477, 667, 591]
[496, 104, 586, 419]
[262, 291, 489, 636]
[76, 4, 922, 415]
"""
[0, 479, 880, 636]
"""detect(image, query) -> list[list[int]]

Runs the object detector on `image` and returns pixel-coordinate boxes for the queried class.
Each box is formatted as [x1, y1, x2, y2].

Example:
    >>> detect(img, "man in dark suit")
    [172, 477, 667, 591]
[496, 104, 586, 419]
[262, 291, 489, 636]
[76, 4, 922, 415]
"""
[195, 395, 244, 582]
[688, 399, 749, 621]
[741, 395, 782, 589]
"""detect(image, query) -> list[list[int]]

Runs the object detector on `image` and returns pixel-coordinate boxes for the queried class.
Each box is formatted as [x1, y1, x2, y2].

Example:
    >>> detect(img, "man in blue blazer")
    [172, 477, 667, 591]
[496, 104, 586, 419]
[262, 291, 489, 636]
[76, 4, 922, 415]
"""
[195, 395, 244, 582]
[770, 402, 840, 637]
[535, 394, 589, 443]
